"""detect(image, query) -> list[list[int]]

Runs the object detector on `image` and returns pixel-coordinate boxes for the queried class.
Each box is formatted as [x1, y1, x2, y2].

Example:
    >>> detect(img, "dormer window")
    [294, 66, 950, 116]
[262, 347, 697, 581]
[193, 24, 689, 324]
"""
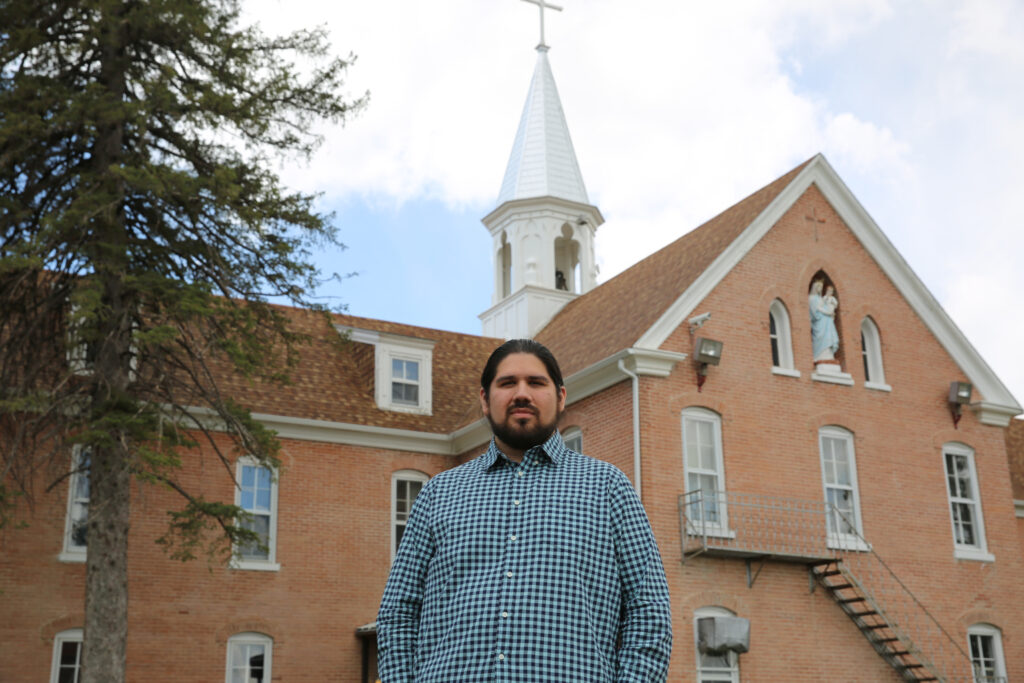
[391, 358, 420, 406]
[339, 326, 434, 415]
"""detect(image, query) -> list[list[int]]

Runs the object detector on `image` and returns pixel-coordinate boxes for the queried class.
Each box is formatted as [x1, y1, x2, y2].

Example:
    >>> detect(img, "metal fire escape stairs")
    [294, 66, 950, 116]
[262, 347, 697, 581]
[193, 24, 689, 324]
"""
[679, 490, 977, 682]
[809, 559, 938, 682]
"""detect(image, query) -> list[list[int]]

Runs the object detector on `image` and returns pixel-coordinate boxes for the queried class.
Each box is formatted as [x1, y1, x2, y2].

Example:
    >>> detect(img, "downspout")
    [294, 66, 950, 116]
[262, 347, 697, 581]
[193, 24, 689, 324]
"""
[617, 358, 642, 503]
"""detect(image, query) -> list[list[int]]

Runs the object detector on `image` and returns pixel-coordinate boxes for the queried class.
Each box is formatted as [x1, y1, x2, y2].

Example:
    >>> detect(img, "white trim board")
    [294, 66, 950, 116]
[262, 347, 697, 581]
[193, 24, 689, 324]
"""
[633, 154, 1020, 426]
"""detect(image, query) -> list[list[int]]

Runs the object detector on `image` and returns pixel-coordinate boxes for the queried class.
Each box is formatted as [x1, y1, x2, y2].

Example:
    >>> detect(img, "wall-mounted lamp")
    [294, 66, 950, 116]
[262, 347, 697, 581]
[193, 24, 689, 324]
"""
[694, 337, 723, 392]
[948, 381, 972, 429]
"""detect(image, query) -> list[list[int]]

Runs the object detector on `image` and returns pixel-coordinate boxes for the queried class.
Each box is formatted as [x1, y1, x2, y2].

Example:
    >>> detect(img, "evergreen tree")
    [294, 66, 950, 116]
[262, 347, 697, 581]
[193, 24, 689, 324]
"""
[0, 1, 363, 680]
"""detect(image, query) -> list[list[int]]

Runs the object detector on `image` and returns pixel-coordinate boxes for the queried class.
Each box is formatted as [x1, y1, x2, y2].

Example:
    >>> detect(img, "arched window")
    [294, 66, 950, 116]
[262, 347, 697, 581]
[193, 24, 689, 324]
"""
[967, 623, 1007, 682]
[499, 231, 511, 298]
[694, 606, 740, 682]
[50, 628, 83, 683]
[682, 408, 728, 535]
[562, 426, 582, 453]
[769, 299, 797, 375]
[818, 426, 865, 549]
[860, 317, 888, 389]
[226, 632, 273, 683]
[392, 469, 429, 561]
[554, 224, 580, 293]
[942, 443, 993, 561]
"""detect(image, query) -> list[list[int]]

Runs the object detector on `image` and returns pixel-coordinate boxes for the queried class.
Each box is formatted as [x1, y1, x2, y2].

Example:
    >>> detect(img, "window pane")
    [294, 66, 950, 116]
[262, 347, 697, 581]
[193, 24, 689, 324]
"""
[241, 465, 255, 488]
[392, 358, 402, 376]
[405, 361, 418, 382]
[241, 515, 270, 559]
[59, 640, 80, 666]
[240, 488, 254, 510]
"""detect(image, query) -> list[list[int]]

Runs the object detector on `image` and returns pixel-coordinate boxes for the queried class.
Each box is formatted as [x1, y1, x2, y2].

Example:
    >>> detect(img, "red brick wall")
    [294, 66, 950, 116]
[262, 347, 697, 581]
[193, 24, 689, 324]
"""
[639, 184, 1024, 679]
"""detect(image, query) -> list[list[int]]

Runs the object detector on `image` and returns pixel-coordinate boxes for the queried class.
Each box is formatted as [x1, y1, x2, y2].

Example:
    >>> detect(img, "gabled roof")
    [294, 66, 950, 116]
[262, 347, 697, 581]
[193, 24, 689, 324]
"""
[214, 311, 500, 434]
[538, 154, 1020, 425]
[536, 160, 810, 376]
[496, 47, 589, 206]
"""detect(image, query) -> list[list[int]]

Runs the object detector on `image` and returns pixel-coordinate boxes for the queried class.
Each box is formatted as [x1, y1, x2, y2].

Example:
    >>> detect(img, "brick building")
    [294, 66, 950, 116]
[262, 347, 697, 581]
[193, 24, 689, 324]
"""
[3, 43, 1024, 683]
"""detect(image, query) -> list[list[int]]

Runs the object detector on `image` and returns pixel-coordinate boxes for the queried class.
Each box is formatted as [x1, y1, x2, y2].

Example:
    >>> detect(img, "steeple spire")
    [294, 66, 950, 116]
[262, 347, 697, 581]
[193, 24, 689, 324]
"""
[496, 47, 589, 206]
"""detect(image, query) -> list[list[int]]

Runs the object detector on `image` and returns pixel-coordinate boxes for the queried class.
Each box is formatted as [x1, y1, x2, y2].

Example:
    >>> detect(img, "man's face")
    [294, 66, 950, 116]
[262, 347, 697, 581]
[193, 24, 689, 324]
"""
[480, 352, 567, 454]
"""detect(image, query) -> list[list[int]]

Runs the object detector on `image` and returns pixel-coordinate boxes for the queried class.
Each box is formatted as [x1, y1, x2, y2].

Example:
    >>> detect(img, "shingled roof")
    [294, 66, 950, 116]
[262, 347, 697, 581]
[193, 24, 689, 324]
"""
[215, 310, 501, 434]
[536, 158, 811, 376]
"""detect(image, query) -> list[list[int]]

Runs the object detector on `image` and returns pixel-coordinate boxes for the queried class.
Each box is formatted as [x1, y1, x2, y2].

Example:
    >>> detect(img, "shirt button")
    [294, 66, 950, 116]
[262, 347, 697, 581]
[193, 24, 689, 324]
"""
[498, 653, 505, 661]
[506, 571, 513, 578]
[502, 611, 509, 618]
[513, 499, 521, 506]
[517, 471, 524, 477]
[509, 535, 517, 541]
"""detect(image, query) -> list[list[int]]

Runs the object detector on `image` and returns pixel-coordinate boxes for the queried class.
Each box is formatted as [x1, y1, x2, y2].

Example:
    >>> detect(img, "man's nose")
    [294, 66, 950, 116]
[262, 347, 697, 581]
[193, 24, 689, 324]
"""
[512, 381, 532, 400]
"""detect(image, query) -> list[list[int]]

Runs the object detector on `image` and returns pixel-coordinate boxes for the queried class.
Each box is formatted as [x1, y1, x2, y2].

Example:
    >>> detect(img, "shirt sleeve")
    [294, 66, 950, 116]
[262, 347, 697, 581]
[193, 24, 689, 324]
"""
[377, 477, 436, 682]
[609, 471, 673, 682]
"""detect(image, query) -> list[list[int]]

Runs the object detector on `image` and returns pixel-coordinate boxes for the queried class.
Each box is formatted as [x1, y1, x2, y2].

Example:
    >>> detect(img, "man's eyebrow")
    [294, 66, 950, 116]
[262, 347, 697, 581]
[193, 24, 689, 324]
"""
[495, 373, 551, 383]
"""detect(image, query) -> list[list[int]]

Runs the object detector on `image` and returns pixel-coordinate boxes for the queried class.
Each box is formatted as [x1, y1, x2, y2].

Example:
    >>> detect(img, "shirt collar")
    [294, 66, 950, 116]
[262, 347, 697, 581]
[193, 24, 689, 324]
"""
[481, 430, 568, 470]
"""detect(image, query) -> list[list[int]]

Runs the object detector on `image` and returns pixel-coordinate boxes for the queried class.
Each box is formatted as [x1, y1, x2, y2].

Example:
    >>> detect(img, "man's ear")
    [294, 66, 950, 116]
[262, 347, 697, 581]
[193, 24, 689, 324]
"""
[479, 386, 490, 416]
[557, 385, 567, 411]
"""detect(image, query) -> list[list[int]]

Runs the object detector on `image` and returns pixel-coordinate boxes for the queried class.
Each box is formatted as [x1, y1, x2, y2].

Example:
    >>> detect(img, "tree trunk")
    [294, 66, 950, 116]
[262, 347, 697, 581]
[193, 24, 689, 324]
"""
[82, 444, 131, 683]
[81, 5, 132, 681]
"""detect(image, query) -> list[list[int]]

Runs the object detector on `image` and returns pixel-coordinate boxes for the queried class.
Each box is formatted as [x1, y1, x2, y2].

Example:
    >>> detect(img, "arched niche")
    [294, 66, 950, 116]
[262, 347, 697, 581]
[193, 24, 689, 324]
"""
[553, 223, 581, 293]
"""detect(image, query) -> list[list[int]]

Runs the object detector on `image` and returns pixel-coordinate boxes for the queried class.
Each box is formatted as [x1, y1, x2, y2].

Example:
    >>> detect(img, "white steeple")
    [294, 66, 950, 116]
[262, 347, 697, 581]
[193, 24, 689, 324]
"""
[496, 47, 590, 206]
[480, 35, 604, 340]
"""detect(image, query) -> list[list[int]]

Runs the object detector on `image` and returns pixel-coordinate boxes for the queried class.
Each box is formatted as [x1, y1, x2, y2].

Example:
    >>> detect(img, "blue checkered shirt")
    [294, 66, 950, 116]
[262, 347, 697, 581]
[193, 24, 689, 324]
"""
[377, 431, 672, 682]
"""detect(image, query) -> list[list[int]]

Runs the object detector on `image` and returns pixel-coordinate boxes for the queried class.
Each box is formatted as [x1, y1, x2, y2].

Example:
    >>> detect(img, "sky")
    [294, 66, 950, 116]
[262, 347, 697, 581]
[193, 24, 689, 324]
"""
[244, 0, 1024, 409]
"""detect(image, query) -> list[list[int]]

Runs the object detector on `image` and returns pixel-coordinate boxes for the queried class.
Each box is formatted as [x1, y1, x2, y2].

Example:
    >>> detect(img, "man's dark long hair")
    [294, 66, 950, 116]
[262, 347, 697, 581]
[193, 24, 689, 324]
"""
[480, 339, 564, 398]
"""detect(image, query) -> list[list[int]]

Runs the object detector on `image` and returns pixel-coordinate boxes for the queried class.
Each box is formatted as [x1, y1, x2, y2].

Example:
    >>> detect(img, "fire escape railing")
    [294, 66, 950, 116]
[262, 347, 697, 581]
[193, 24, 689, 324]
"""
[678, 490, 982, 682]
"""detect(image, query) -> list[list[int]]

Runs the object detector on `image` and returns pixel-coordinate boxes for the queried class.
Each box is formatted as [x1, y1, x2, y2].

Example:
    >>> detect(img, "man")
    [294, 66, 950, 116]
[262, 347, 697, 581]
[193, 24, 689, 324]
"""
[377, 339, 673, 681]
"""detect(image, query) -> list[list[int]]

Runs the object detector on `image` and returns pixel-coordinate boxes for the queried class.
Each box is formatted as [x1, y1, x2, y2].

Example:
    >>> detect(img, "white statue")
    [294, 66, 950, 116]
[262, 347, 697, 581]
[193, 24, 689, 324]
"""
[809, 280, 840, 362]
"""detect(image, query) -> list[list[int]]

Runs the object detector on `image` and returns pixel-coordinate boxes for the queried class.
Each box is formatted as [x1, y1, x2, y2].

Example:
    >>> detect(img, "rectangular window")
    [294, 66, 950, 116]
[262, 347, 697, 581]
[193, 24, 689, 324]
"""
[769, 313, 780, 367]
[234, 461, 279, 570]
[227, 633, 272, 683]
[682, 409, 728, 534]
[392, 471, 427, 561]
[50, 629, 82, 683]
[60, 448, 90, 561]
[943, 445, 992, 561]
[391, 358, 420, 406]
[819, 428, 865, 549]
[968, 625, 1007, 682]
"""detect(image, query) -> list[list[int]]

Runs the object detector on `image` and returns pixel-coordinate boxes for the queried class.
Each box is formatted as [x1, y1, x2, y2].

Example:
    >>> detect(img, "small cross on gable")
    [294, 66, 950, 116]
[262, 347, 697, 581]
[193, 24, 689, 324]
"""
[521, 0, 563, 48]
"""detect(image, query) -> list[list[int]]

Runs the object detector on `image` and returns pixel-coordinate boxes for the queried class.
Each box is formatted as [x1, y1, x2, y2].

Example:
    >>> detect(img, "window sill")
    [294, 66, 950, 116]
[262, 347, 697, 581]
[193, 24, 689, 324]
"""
[380, 401, 432, 416]
[811, 371, 854, 386]
[231, 560, 281, 572]
[57, 550, 86, 564]
[826, 535, 871, 552]
[864, 381, 892, 392]
[954, 547, 995, 563]
[686, 527, 736, 540]
[771, 367, 801, 378]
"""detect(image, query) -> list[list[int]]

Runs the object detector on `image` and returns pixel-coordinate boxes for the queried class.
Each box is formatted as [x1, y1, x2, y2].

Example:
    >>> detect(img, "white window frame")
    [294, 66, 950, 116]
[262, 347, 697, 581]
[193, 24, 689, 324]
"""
[59, 446, 90, 563]
[391, 469, 429, 562]
[562, 426, 582, 452]
[49, 628, 83, 683]
[768, 299, 799, 377]
[682, 408, 731, 537]
[860, 317, 890, 391]
[338, 327, 434, 415]
[943, 443, 994, 562]
[694, 606, 740, 683]
[968, 623, 1007, 683]
[818, 426, 868, 551]
[232, 458, 280, 572]
[225, 632, 273, 683]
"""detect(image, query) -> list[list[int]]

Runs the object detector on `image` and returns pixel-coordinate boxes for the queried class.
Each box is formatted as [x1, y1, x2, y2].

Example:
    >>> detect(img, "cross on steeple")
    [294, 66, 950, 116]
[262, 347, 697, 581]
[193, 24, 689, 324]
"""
[520, 0, 563, 49]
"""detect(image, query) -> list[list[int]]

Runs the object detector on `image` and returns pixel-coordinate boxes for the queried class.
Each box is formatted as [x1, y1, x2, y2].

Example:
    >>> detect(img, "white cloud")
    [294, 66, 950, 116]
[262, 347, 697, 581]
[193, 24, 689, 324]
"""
[241, 0, 1024, 408]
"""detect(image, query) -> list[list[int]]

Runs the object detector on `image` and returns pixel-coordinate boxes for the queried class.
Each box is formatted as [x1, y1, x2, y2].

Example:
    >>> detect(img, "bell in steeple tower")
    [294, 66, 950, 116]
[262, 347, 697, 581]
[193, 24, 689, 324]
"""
[479, 23, 604, 340]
